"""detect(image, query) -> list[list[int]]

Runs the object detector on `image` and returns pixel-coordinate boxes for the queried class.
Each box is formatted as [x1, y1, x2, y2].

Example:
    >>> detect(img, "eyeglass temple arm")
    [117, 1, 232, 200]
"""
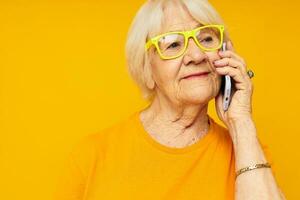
[145, 39, 154, 50]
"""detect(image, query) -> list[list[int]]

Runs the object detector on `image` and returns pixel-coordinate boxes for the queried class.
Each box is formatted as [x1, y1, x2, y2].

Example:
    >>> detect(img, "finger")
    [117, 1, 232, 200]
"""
[215, 66, 246, 84]
[216, 66, 253, 91]
[214, 58, 247, 73]
[218, 50, 246, 67]
[235, 81, 254, 91]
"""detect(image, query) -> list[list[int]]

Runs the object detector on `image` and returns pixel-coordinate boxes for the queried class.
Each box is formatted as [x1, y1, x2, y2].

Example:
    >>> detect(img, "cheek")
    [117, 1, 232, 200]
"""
[205, 51, 222, 90]
[151, 59, 181, 86]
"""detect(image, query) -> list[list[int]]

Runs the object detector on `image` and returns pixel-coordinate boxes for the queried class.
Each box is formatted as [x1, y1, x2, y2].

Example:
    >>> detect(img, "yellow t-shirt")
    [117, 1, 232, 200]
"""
[54, 110, 274, 200]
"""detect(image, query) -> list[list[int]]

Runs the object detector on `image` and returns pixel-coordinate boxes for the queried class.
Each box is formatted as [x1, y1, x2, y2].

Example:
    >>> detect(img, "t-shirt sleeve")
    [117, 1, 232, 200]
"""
[53, 153, 86, 200]
[53, 134, 99, 200]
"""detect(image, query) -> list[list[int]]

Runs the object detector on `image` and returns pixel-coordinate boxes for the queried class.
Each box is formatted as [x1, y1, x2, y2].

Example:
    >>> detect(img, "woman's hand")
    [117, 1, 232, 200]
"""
[213, 40, 254, 128]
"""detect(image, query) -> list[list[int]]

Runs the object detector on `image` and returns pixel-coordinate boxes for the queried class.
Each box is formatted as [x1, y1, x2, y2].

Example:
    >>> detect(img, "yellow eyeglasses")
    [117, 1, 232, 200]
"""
[145, 24, 224, 60]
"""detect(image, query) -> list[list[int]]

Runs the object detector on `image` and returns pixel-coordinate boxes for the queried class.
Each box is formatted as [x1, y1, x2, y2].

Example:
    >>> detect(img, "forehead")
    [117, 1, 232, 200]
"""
[161, 1, 202, 33]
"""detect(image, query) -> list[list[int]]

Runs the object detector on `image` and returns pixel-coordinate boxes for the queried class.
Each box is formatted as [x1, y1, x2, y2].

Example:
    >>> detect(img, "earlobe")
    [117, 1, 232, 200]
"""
[145, 70, 155, 90]
[144, 61, 155, 90]
[146, 77, 155, 90]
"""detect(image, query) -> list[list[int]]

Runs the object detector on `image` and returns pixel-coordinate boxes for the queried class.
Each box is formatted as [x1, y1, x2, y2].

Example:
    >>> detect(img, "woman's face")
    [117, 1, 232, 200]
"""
[149, 3, 222, 105]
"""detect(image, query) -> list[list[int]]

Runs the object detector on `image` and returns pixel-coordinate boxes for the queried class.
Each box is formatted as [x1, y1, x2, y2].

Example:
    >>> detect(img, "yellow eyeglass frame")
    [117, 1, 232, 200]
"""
[145, 24, 225, 60]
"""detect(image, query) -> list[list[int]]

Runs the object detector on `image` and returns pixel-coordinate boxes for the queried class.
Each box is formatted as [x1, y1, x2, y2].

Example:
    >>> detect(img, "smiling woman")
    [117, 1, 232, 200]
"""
[54, 0, 285, 199]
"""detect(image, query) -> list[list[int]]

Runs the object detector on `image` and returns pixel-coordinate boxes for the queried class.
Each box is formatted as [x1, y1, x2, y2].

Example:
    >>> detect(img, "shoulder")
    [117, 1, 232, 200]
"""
[69, 112, 139, 171]
[75, 111, 138, 146]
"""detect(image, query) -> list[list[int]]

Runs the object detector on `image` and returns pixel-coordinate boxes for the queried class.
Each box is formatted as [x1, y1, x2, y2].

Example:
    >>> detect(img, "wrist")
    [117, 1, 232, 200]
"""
[227, 118, 268, 169]
[227, 116, 257, 148]
[227, 114, 253, 126]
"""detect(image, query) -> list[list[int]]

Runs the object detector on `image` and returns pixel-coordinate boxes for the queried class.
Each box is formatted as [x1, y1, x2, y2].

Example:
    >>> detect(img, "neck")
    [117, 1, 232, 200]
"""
[140, 92, 210, 148]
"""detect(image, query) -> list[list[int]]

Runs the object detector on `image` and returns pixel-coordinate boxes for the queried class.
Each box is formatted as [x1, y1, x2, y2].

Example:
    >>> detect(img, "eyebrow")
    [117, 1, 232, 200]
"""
[167, 22, 204, 32]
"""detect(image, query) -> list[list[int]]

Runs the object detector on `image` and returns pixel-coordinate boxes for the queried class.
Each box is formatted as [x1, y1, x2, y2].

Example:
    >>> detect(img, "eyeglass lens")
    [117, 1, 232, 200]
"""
[157, 26, 221, 58]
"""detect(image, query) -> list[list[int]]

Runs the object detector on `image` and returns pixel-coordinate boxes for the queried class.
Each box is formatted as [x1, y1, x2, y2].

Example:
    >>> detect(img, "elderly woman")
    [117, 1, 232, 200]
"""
[54, 0, 285, 199]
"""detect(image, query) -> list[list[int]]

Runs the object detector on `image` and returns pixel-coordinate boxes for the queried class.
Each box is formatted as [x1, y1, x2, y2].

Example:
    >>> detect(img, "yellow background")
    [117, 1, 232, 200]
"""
[0, 0, 299, 199]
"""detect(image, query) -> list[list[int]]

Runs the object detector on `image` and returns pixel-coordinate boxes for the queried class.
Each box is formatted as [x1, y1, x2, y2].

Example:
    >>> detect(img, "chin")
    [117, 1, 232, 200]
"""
[180, 92, 213, 105]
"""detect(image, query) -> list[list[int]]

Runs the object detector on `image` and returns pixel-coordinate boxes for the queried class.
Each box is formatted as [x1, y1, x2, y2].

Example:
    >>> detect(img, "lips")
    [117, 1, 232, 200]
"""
[182, 71, 210, 79]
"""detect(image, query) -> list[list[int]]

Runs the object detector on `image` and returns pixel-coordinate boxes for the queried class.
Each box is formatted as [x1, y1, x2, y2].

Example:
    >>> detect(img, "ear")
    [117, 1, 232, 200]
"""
[144, 60, 155, 90]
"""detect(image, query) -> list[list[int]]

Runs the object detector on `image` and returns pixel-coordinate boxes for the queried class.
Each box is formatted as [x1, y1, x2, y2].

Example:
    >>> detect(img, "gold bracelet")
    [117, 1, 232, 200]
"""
[235, 162, 271, 178]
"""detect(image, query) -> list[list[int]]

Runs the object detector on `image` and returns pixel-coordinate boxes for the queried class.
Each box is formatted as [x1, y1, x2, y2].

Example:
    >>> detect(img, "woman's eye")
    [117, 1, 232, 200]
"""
[201, 36, 213, 43]
[167, 42, 180, 49]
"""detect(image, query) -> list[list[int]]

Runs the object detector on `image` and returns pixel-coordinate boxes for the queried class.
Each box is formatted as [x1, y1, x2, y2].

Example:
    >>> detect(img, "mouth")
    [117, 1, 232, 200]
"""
[182, 72, 211, 80]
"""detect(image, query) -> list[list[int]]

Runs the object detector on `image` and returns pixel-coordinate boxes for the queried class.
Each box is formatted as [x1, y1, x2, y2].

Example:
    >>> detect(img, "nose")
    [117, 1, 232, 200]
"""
[183, 37, 208, 66]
